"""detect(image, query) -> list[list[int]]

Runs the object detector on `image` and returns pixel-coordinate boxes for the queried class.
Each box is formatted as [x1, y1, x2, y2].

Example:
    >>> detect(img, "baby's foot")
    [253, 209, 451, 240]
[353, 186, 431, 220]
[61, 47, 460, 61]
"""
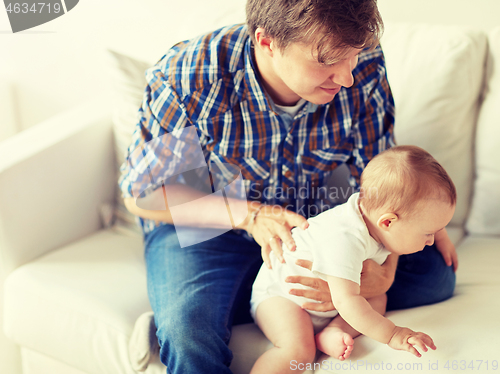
[316, 329, 354, 361]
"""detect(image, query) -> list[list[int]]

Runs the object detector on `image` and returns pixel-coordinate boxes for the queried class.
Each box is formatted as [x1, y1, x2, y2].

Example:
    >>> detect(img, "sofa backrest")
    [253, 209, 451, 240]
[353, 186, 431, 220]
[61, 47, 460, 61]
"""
[466, 27, 500, 236]
[381, 23, 488, 228]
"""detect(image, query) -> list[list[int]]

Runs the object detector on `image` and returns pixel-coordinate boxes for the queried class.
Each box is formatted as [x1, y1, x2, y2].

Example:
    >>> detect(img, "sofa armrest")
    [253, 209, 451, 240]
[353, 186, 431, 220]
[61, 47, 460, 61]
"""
[0, 96, 116, 275]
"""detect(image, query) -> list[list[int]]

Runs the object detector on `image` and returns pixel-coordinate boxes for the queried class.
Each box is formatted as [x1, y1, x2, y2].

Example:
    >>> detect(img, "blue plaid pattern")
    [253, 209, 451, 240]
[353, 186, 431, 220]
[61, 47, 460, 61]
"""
[119, 24, 395, 234]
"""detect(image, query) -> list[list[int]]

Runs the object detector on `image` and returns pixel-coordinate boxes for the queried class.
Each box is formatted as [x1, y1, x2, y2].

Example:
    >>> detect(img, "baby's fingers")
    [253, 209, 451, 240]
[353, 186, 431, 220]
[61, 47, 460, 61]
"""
[408, 337, 428, 355]
[405, 343, 422, 358]
[414, 333, 437, 350]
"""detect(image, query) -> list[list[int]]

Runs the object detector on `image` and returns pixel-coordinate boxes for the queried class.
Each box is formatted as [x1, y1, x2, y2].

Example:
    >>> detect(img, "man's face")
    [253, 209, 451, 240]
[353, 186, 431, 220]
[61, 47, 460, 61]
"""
[269, 42, 361, 105]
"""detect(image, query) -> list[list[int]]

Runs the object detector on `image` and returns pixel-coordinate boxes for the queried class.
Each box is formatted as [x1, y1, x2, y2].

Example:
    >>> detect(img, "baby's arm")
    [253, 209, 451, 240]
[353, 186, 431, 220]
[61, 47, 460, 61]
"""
[327, 275, 436, 357]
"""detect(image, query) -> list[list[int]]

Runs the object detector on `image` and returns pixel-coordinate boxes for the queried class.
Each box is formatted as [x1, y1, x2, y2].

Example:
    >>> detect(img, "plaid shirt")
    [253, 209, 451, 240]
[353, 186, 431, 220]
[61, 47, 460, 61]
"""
[119, 24, 395, 234]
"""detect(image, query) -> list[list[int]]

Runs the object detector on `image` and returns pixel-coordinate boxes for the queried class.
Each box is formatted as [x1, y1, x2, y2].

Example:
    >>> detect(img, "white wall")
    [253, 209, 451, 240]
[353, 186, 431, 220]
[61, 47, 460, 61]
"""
[378, 0, 500, 31]
[1, 0, 498, 132]
[0, 0, 247, 132]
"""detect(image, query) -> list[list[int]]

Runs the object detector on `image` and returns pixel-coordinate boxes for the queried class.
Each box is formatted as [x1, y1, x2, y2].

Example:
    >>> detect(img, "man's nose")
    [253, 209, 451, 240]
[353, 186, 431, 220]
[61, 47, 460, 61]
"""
[331, 59, 355, 88]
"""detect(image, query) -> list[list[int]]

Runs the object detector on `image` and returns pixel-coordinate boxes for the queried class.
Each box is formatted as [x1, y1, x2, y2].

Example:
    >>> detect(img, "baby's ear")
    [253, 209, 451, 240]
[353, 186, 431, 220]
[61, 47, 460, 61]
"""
[376, 213, 398, 231]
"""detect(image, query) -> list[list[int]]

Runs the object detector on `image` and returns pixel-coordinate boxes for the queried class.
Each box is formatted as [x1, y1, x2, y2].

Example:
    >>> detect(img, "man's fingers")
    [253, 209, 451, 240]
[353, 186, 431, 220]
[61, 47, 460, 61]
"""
[452, 252, 459, 272]
[275, 223, 296, 252]
[300, 301, 335, 312]
[294, 259, 313, 271]
[269, 236, 284, 263]
[445, 251, 458, 272]
[288, 288, 330, 302]
[261, 245, 272, 269]
[443, 253, 452, 267]
[361, 258, 377, 273]
[283, 210, 309, 230]
[285, 275, 322, 290]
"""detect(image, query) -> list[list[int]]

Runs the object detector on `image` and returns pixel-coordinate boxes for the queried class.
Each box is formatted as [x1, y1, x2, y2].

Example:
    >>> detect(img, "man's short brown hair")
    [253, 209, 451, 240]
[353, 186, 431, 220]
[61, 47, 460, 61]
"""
[246, 0, 383, 64]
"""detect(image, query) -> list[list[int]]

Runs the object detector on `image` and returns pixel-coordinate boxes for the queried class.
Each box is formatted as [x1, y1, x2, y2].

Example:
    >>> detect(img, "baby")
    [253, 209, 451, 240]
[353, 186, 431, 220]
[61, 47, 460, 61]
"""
[250, 145, 457, 373]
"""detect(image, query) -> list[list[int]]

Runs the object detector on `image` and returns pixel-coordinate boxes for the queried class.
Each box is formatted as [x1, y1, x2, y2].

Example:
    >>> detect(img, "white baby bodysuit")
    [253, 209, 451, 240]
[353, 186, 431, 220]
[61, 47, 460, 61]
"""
[250, 192, 390, 321]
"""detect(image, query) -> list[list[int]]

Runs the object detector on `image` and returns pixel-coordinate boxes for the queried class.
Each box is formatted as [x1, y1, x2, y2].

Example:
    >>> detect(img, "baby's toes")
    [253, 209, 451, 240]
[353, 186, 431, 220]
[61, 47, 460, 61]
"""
[343, 333, 354, 347]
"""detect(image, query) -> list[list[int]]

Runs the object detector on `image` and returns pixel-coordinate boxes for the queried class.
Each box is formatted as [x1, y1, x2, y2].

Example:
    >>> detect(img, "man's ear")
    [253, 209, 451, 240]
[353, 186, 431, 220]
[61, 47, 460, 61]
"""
[377, 213, 398, 231]
[254, 27, 275, 57]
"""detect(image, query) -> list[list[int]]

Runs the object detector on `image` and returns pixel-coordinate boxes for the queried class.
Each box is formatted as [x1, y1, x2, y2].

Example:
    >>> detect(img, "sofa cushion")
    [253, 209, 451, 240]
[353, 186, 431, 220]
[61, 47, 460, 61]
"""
[312, 235, 500, 374]
[466, 27, 500, 235]
[3, 228, 147, 374]
[381, 23, 488, 227]
[0, 76, 18, 142]
[107, 50, 151, 235]
[6, 228, 498, 374]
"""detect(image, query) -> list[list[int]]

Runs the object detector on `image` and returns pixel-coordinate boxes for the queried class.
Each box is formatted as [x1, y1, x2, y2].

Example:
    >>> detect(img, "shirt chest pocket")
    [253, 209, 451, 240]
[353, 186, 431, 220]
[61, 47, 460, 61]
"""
[300, 146, 351, 178]
[208, 152, 271, 182]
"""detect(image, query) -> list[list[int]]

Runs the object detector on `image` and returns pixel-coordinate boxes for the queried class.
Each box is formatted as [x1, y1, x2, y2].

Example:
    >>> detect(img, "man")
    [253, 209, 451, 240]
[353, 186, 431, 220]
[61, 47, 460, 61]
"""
[119, 1, 456, 373]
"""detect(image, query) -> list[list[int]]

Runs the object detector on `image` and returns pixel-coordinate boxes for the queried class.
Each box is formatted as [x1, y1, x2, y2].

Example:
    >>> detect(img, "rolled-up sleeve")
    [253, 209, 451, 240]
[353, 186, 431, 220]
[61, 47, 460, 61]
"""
[118, 63, 205, 201]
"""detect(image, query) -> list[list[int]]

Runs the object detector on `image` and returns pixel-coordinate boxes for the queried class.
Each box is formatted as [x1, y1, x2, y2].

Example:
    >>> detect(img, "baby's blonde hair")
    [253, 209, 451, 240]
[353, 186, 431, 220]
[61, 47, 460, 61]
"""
[359, 145, 456, 217]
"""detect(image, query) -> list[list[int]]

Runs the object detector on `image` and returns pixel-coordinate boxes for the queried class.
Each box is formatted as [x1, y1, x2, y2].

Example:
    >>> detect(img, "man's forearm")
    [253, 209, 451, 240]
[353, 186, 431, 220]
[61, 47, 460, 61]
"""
[124, 184, 257, 230]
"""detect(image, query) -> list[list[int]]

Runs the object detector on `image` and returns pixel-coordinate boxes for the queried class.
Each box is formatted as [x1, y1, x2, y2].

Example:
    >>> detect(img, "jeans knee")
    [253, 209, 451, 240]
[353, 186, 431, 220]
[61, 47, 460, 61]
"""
[155, 311, 233, 369]
[435, 265, 456, 302]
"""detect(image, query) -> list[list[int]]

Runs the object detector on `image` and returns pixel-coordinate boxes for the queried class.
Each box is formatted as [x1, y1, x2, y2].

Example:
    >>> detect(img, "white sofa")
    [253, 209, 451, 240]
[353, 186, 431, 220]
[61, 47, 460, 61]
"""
[2, 15, 500, 374]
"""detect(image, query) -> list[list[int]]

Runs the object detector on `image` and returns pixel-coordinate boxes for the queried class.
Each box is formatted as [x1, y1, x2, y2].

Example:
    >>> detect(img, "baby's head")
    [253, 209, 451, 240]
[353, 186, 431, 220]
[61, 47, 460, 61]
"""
[359, 145, 456, 255]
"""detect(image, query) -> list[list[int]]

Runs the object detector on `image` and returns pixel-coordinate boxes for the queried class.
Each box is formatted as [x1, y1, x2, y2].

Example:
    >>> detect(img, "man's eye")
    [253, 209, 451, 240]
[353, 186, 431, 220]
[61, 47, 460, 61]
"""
[318, 60, 339, 67]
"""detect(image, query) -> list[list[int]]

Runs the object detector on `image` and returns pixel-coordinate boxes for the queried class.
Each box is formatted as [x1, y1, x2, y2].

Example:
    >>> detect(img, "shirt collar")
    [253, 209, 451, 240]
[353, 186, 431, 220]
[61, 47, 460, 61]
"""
[242, 33, 319, 117]
[242, 37, 273, 112]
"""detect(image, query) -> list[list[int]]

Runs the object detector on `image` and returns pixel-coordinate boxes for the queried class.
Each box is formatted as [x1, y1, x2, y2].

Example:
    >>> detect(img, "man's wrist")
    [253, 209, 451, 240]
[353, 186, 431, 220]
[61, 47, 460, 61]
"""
[383, 254, 399, 289]
[246, 203, 264, 237]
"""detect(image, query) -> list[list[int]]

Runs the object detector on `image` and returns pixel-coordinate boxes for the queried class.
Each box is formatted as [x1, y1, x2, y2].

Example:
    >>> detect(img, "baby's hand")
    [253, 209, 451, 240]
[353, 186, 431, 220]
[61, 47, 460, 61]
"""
[388, 327, 436, 358]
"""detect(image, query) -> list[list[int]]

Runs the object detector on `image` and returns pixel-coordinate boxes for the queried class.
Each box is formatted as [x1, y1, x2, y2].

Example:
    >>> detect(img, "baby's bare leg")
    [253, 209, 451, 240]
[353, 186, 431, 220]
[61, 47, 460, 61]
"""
[315, 294, 387, 360]
[251, 296, 316, 374]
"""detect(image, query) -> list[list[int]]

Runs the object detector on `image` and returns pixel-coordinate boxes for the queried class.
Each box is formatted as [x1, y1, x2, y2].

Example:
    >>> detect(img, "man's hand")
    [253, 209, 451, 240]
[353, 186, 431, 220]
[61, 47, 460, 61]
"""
[434, 229, 458, 272]
[284, 254, 399, 312]
[239, 203, 308, 269]
[387, 326, 436, 358]
[285, 260, 335, 312]
[360, 254, 399, 299]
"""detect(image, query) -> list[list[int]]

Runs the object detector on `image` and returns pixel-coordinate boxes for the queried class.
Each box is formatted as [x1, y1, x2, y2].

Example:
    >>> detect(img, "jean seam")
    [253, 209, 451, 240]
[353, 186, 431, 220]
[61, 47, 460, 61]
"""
[220, 257, 257, 344]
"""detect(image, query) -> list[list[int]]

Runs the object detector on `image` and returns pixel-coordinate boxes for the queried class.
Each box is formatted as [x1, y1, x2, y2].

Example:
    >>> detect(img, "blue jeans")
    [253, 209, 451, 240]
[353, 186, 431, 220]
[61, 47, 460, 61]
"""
[144, 224, 455, 374]
[386, 243, 456, 310]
